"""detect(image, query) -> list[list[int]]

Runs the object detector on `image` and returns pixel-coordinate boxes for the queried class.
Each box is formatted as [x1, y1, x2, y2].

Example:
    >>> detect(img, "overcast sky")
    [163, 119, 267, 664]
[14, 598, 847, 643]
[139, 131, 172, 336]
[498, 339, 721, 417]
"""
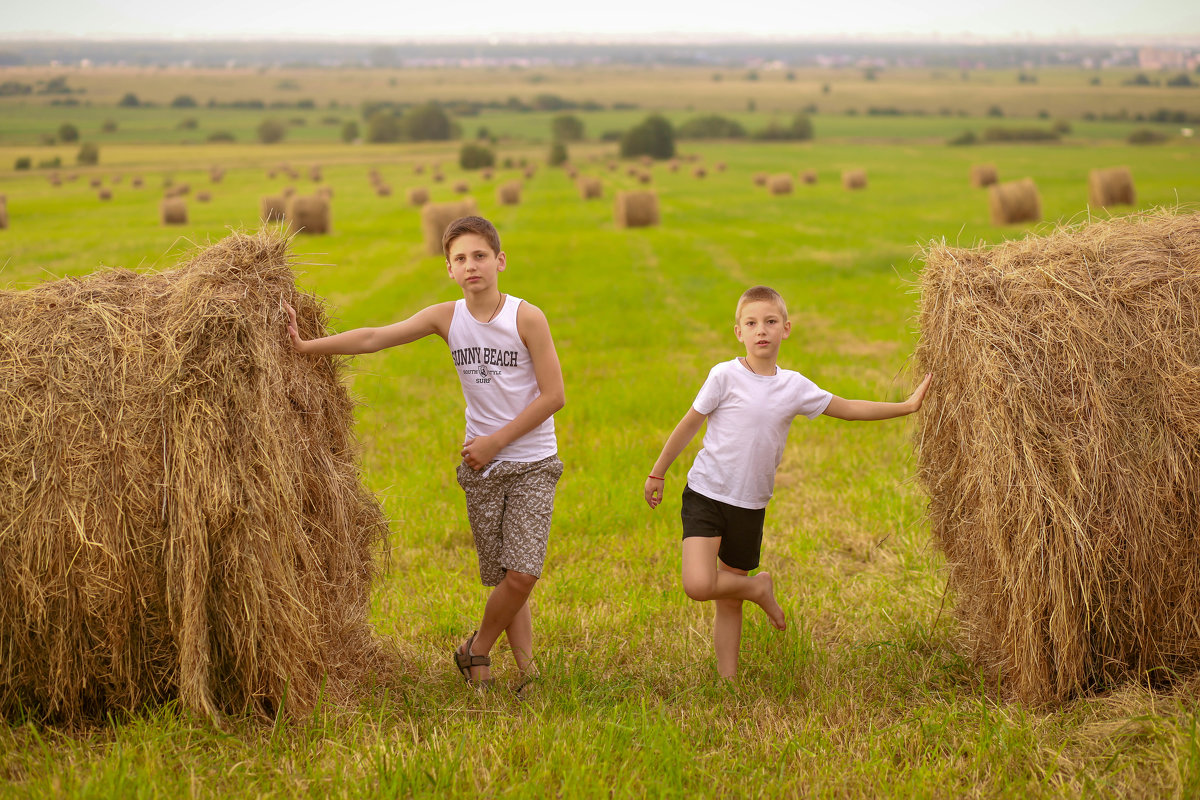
[3, 0, 1198, 41]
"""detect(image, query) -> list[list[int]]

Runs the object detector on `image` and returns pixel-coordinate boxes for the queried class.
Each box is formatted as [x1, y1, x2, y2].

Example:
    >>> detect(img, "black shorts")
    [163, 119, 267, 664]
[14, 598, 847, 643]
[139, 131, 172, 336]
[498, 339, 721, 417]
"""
[680, 484, 766, 572]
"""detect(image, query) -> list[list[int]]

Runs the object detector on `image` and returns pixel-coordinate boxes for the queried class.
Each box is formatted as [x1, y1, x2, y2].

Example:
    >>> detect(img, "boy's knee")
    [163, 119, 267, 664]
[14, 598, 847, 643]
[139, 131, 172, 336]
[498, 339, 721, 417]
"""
[503, 570, 538, 594]
[682, 575, 713, 602]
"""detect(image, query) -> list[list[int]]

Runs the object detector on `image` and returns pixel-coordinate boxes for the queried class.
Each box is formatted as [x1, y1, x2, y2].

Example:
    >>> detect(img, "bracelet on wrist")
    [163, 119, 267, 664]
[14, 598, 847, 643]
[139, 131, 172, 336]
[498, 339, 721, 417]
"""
[648, 474, 664, 481]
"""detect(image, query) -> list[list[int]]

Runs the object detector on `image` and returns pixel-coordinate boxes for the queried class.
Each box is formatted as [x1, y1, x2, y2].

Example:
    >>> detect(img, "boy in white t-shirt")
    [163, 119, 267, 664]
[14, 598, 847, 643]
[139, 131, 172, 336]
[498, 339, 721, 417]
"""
[644, 285, 931, 678]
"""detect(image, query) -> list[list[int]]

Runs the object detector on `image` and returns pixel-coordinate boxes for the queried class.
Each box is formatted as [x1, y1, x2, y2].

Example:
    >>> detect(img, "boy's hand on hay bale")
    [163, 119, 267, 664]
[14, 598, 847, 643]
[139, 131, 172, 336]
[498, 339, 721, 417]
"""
[461, 435, 502, 471]
[281, 299, 310, 353]
[905, 373, 933, 414]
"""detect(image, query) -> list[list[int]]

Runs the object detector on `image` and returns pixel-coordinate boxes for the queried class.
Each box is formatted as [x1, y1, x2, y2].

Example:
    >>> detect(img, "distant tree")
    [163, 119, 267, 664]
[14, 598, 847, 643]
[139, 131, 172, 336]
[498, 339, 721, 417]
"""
[548, 141, 568, 166]
[401, 103, 453, 141]
[753, 112, 813, 141]
[677, 114, 747, 139]
[256, 118, 287, 144]
[76, 142, 99, 165]
[1127, 73, 1153, 86]
[14, 156, 31, 169]
[207, 131, 236, 142]
[117, 92, 140, 107]
[1167, 73, 1195, 88]
[366, 111, 401, 143]
[620, 114, 675, 160]
[341, 120, 360, 143]
[551, 114, 585, 142]
[987, 105, 1005, 117]
[177, 117, 198, 130]
[171, 94, 197, 108]
[459, 142, 495, 170]
[57, 122, 79, 142]
[533, 93, 572, 111]
[1128, 128, 1168, 145]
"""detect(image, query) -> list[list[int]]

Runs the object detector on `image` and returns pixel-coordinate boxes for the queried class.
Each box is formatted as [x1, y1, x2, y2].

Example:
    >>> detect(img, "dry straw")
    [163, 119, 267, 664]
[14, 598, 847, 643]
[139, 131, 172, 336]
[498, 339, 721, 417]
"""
[286, 195, 331, 236]
[1089, 166, 1136, 209]
[988, 178, 1042, 225]
[768, 174, 794, 195]
[260, 196, 287, 224]
[970, 163, 999, 188]
[407, 187, 429, 206]
[916, 210, 1200, 704]
[0, 230, 396, 724]
[496, 181, 522, 206]
[421, 199, 479, 256]
[161, 198, 187, 226]
[614, 190, 659, 228]
[842, 169, 867, 190]
[578, 177, 603, 200]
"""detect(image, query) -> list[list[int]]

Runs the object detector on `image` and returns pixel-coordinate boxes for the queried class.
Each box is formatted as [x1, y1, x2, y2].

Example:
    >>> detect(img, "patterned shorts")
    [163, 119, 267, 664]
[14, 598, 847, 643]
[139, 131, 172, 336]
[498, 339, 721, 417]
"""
[456, 455, 564, 586]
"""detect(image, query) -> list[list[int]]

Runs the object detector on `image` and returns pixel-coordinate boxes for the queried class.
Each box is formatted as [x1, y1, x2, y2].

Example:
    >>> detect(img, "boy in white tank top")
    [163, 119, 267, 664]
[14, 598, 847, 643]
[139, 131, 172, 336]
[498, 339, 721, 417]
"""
[643, 285, 932, 679]
[285, 216, 565, 692]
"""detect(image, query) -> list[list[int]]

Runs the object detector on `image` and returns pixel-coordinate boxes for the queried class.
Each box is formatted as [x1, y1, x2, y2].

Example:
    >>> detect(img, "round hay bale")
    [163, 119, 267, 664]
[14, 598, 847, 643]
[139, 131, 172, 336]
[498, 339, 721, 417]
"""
[639, 155, 653, 167]
[196, 191, 211, 203]
[496, 181, 522, 206]
[209, 168, 224, 183]
[668, 160, 679, 172]
[988, 178, 1042, 226]
[800, 169, 818, 185]
[842, 169, 867, 190]
[692, 166, 707, 179]
[368, 169, 382, 184]
[420, 199, 480, 256]
[281, 186, 296, 199]
[285, 194, 331, 235]
[714, 162, 726, 172]
[607, 162, 618, 172]
[453, 180, 470, 194]
[111, 175, 122, 185]
[407, 187, 429, 206]
[916, 211, 1200, 704]
[768, 174, 794, 195]
[267, 169, 277, 179]
[50, 176, 62, 187]
[0, 230, 395, 724]
[260, 195, 287, 224]
[375, 184, 392, 197]
[577, 177, 603, 200]
[626, 166, 640, 177]
[316, 185, 334, 200]
[89, 178, 102, 188]
[752, 172, 768, 187]
[66, 173, 78, 182]
[309, 166, 322, 182]
[432, 172, 445, 184]
[1088, 166, 1136, 209]
[131, 177, 144, 188]
[160, 198, 187, 226]
[481, 169, 493, 181]
[637, 172, 652, 185]
[523, 166, 536, 179]
[413, 164, 426, 175]
[0, 202, 7, 231]
[98, 189, 113, 201]
[970, 163, 999, 189]
[614, 190, 659, 229]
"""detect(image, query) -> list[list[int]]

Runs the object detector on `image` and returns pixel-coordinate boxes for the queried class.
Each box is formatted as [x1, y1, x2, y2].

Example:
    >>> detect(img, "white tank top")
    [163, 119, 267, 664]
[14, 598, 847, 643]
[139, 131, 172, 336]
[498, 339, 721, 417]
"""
[447, 295, 557, 463]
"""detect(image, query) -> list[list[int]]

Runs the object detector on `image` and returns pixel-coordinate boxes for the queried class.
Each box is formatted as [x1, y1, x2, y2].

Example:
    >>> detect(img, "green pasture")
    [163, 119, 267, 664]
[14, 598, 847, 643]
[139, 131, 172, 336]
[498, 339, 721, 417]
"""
[2, 119, 1200, 797]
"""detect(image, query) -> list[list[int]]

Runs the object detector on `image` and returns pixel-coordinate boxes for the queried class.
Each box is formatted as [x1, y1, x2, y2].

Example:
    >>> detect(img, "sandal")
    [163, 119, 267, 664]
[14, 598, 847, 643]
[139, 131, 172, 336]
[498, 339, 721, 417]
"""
[453, 631, 492, 686]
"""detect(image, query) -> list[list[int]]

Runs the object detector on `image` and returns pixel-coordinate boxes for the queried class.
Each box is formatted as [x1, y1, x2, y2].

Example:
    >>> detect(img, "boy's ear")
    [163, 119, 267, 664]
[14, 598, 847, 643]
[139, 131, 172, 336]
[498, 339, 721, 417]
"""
[733, 322, 743, 342]
[496, 250, 506, 271]
[782, 319, 792, 338]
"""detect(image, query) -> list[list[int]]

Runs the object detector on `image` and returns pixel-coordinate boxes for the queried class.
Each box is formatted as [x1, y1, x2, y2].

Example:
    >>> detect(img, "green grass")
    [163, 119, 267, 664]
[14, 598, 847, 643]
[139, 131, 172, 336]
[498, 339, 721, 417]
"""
[1, 98, 1200, 797]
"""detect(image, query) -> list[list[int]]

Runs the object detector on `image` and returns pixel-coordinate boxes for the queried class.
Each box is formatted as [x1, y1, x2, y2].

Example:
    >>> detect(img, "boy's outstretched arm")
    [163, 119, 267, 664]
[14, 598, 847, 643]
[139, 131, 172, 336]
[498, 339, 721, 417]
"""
[822, 372, 933, 421]
[644, 408, 707, 509]
[283, 299, 454, 355]
[460, 303, 566, 470]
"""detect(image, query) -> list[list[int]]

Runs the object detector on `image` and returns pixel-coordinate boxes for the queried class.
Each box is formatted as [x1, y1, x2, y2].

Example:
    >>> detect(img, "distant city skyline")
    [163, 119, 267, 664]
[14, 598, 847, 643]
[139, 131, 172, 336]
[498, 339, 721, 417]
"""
[3, 0, 1199, 43]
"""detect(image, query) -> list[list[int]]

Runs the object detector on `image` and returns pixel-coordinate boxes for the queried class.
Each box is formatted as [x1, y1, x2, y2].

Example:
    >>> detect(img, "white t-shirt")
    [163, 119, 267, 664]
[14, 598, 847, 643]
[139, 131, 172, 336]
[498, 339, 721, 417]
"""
[686, 358, 832, 509]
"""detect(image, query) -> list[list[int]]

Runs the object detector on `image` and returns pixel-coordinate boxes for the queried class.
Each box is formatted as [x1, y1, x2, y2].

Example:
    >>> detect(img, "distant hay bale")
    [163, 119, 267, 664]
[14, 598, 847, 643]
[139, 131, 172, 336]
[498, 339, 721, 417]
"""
[285, 195, 331, 235]
[260, 195, 287, 224]
[0, 229, 395, 724]
[714, 162, 726, 172]
[432, 173, 445, 183]
[131, 177, 144, 188]
[970, 163, 999, 188]
[317, 186, 334, 200]
[692, 166, 707, 179]
[420, 200, 479, 256]
[667, 160, 679, 172]
[578, 177, 603, 200]
[0, 201, 7, 231]
[309, 166, 322, 182]
[639, 156, 653, 167]
[753, 172, 768, 187]
[480, 169, 493, 180]
[800, 169, 818, 185]
[368, 169, 382, 184]
[768, 174, 794, 195]
[916, 211, 1200, 704]
[626, 166, 640, 177]
[209, 168, 224, 183]
[988, 178, 1042, 226]
[453, 180, 470, 194]
[614, 190, 659, 229]
[90, 178, 102, 188]
[111, 175, 122, 185]
[496, 181, 522, 206]
[413, 164, 425, 175]
[1089, 167, 1136, 209]
[523, 167, 536, 179]
[637, 172, 652, 185]
[607, 162, 618, 172]
[267, 169, 277, 179]
[375, 184, 392, 197]
[161, 198, 187, 226]
[50, 176, 62, 187]
[407, 187, 429, 206]
[196, 191, 211, 203]
[842, 169, 867, 190]
[98, 189, 113, 201]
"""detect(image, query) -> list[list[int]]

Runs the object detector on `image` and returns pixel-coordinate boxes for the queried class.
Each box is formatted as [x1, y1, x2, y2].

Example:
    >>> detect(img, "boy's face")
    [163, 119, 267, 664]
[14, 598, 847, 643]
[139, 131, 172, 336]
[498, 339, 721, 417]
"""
[734, 299, 791, 360]
[446, 233, 506, 295]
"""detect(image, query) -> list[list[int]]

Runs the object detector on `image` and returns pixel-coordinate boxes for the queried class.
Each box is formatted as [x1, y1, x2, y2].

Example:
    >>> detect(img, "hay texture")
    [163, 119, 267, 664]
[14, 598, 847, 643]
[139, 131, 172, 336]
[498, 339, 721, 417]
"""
[768, 175, 794, 195]
[285, 195, 331, 236]
[260, 196, 287, 224]
[0, 230, 394, 724]
[496, 182, 522, 206]
[614, 191, 659, 228]
[1089, 167, 1136, 209]
[161, 198, 187, 226]
[970, 164, 999, 188]
[989, 178, 1042, 226]
[841, 170, 867, 190]
[916, 211, 1200, 704]
[420, 199, 479, 256]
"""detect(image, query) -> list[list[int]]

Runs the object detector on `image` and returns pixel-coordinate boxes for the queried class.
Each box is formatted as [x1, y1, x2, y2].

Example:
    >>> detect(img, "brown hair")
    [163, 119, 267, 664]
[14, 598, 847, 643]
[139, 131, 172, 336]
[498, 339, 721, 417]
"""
[736, 285, 788, 323]
[441, 215, 500, 259]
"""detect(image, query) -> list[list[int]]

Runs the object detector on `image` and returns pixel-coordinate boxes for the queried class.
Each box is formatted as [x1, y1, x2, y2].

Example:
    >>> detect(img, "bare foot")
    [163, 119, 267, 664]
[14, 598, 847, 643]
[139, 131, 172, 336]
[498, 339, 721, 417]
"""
[753, 572, 786, 631]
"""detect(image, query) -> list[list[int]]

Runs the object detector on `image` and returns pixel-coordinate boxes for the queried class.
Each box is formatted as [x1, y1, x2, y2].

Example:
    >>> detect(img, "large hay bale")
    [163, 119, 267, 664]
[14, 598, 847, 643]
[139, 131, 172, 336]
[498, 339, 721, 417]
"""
[0, 230, 394, 723]
[420, 199, 479, 256]
[988, 178, 1042, 226]
[578, 177, 603, 200]
[970, 163, 999, 188]
[285, 195, 331, 235]
[407, 187, 429, 206]
[1088, 166, 1136, 209]
[842, 169, 867, 190]
[161, 198, 187, 226]
[916, 211, 1200, 704]
[768, 174, 793, 195]
[260, 195, 287, 224]
[614, 190, 659, 228]
[496, 181, 522, 206]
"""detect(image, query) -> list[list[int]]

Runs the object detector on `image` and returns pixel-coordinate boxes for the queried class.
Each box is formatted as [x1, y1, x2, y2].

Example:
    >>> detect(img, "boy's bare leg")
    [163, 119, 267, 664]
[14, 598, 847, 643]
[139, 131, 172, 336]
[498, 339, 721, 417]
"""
[460, 569, 538, 683]
[681, 537, 786, 630]
[714, 561, 747, 678]
[505, 600, 535, 674]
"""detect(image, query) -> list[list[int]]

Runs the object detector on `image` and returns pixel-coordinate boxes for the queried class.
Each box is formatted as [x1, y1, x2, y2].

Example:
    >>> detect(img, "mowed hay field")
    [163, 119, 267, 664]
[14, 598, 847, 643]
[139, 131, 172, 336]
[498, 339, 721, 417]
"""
[2, 66, 1200, 798]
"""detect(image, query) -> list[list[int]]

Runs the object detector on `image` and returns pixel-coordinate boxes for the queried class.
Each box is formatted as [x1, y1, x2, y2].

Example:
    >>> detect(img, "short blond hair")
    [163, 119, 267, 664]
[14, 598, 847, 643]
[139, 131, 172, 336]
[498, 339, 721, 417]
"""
[735, 285, 788, 323]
